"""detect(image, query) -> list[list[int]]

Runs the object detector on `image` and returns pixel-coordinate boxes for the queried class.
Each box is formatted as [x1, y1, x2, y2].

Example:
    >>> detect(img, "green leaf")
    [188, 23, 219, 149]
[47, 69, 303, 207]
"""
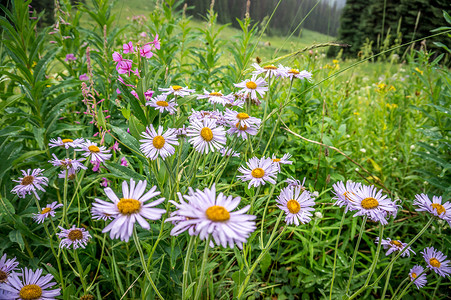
[260, 252, 272, 277]
[104, 161, 146, 181]
[9, 230, 25, 251]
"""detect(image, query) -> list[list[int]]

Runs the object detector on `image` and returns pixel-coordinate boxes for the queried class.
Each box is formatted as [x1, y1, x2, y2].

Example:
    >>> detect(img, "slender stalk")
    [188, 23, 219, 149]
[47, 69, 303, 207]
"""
[391, 277, 408, 300]
[329, 212, 346, 300]
[132, 229, 164, 300]
[42, 222, 65, 289]
[87, 233, 107, 291]
[259, 184, 277, 248]
[394, 268, 428, 300]
[73, 250, 88, 293]
[62, 169, 69, 225]
[249, 186, 261, 215]
[182, 236, 196, 300]
[345, 216, 368, 295]
[364, 225, 385, 286]
[381, 255, 395, 300]
[194, 237, 211, 300]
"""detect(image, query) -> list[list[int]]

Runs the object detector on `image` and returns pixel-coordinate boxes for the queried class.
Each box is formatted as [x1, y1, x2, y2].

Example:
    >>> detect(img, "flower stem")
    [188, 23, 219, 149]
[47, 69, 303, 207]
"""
[345, 215, 367, 295]
[329, 212, 346, 300]
[73, 249, 88, 293]
[393, 268, 428, 300]
[182, 236, 196, 300]
[194, 237, 211, 300]
[132, 228, 164, 300]
[390, 277, 408, 300]
[381, 255, 395, 300]
[364, 224, 384, 286]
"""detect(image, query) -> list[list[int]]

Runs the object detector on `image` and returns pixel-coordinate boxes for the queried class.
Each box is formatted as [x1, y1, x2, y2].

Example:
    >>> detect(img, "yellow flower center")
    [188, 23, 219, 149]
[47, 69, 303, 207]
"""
[19, 284, 42, 300]
[246, 81, 257, 90]
[287, 199, 301, 214]
[62, 139, 73, 143]
[41, 207, 52, 214]
[236, 112, 249, 120]
[209, 92, 223, 96]
[172, 85, 183, 91]
[21, 175, 34, 186]
[200, 127, 213, 142]
[361, 197, 379, 209]
[152, 136, 165, 149]
[430, 258, 441, 268]
[206, 205, 230, 222]
[0, 270, 7, 282]
[117, 198, 141, 214]
[431, 203, 446, 215]
[390, 240, 402, 247]
[88, 145, 100, 153]
[251, 168, 265, 178]
[263, 65, 277, 70]
[68, 229, 83, 241]
[411, 272, 417, 279]
[235, 122, 248, 131]
[288, 69, 300, 74]
[272, 158, 281, 162]
[156, 100, 169, 107]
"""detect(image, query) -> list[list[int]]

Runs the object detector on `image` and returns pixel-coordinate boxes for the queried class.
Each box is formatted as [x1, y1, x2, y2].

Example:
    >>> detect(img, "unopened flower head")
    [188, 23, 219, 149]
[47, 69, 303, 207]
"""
[422, 247, 451, 277]
[277, 186, 315, 226]
[159, 85, 194, 97]
[58, 225, 92, 249]
[234, 76, 268, 101]
[271, 153, 293, 172]
[409, 265, 427, 289]
[0, 254, 19, 284]
[237, 157, 278, 188]
[48, 137, 84, 149]
[375, 237, 415, 257]
[413, 194, 451, 226]
[166, 184, 256, 249]
[78, 140, 112, 163]
[11, 169, 48, 200]
[32, 202, 63, 224]
[252, 63, 280, 78]
[1, 268, 60, 299]
[140, 125, 179, 161]
[332, 180, 362, 213]
[146, 94, 177, 114]
[187, 118, 226, 154]
[92, 179, 165, 242]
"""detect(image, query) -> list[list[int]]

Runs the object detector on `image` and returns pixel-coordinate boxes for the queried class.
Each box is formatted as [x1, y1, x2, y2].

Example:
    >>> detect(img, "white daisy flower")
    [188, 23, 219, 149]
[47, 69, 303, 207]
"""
[48, 154, 87, 173]
[139, 125, 179, 160]
[159, 85, 194, 97]
[271, 153, 293, 172]
[219, 147, 240, 158]
[48, 137, 84, 149]
[57, 225, 92, 249]
[32, 202, 63, 224]
[1, 268, 60, 299]
[11, 169, 48, 200]
[413, 194, 451, 226]
[276, 186, 315, 226]
[375, 237, 415, 257]
[252, 63, 280, 78]
[187, 118, 226, 154]
[224, 108, 261, 128]
[92, 179, 165, 242]
[146, 94, 177, 114]
[166, 184, 256, 249]
[237, 157, 278, 188]
[277, 65, 312, 81]
[227, 123, 258, 140]
[332, 180, 362, 213]
[234, 76, 268, 101]
[197, 90, 230, 105]
[78, 140, 112, 163]
[0, 254, 19, 285]
[348, 185, 399, 225]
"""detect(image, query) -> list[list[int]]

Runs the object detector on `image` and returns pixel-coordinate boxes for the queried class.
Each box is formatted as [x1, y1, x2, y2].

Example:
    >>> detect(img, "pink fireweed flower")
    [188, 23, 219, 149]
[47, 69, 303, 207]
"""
[123, 41, 135, 54]
[32, 202, 63, 224]
[224, 108, 261, 128]
[375, 237, 415, 257]
[227, 123, 258, 140]
[140, 44, 153, 58]
[58, 225, 92, 249]
[120, 157, 128, 166]
[271, 153, 293, 172]
[237, 157, 278, 188]
[140, 125, 179, 161]
[413, 194, 451, 226]
[131, 90, 139, 100]
[332, 180, 362, 213]
[144, 89, 154, 100]
[110, 141, 121, 153]
[1, 268, 60, 299]
[159, 85, 195, 97]
[11, 169, 48, 200]
[409, 265, 427, 289]
[166, 184, 257, 249]
[78, 140, 112, 163]
[422, 247, 451, 277]
[139, 32, 147, 38]
[65, 53, 76, 62]
[197, 90, 229, 105]
[48, 137, 84, 149]
[92, 179, 166, 242]
[112, 51, 123, 62]
[0, 254, 19, 285]
[92, 161, 101, 172]
[234, 76, 268, 101]
[116, 60, 133, 76]
[277, 186, 315, 226]
[79, 73, 89, 81]
[187, 118, 226, 154]
[152, 34, 160, 50]
[252, 63, 281, 78]
[146, 94, 177, 114]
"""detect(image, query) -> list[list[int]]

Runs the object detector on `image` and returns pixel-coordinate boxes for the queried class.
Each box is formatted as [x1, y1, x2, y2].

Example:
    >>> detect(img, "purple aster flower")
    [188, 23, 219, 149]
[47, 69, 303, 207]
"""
[409, 265, 427, 289]
[11, 169, 48, 200]
[237, 157, 278, 188]
[332, 180, 362, 213]
[1, 268, 60, 299]
[140, 125, 179, 161]
[271, 153, 293, 172]
[276, 186, 315, 225]
[413, 194, 451, 226]
[32, 202, 63, 224]
[285, 177, 306, 189]
[58, 225, 92, 249]
[375, 237, 415, 257]
[422, 247, 451, 277]
[0, 254, 19, 285]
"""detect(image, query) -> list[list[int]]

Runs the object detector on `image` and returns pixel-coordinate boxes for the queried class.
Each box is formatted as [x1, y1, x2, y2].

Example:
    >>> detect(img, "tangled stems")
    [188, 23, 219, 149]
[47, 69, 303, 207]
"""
[393, 268, 429, 300]
[194, 237, 211, 300]
[346, 217, 434, 300]
[132, 228, 164, 300]
[345, 215, 368, 295]
[329, 212, 347, 300]
[182, 235, 196, 300]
